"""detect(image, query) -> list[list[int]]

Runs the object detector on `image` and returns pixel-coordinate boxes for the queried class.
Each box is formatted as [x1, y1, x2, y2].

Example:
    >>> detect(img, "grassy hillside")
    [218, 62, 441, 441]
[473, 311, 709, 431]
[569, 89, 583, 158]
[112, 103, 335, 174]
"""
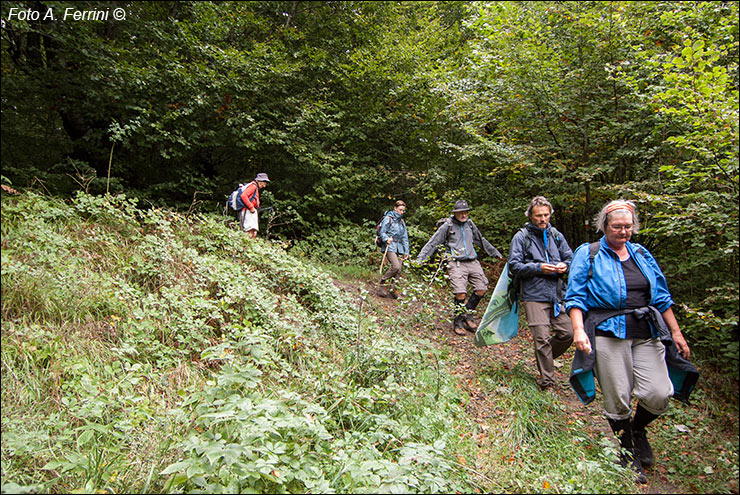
[1, 191, 737, 494]
[1, 191, 479, 493]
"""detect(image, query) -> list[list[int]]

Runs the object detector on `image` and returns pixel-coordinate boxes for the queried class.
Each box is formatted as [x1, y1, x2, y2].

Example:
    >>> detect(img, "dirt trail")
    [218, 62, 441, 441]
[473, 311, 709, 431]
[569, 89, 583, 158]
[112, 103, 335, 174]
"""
[334, 271, 685, 494]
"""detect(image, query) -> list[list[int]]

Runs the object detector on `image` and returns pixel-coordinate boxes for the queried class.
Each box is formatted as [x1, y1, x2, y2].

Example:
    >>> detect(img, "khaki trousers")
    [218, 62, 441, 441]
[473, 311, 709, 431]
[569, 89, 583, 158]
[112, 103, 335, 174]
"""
[380, 252, 403, 288]
[523, 301, 574, 387]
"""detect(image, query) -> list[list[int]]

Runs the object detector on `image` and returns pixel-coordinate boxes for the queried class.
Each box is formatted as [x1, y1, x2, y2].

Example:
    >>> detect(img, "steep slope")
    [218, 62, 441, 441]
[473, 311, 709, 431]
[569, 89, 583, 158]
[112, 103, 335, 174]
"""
[1, 192, 476, 493]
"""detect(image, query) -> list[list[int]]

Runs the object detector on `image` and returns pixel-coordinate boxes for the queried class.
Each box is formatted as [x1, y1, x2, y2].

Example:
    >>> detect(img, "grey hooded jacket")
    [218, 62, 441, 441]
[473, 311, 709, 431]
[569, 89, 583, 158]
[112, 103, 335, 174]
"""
[417, 216, 502, 262]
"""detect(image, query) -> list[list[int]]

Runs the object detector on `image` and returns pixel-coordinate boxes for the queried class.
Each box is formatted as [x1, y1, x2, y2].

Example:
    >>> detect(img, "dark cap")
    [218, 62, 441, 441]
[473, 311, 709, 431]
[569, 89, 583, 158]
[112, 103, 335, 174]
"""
[452, 200, 471, 213]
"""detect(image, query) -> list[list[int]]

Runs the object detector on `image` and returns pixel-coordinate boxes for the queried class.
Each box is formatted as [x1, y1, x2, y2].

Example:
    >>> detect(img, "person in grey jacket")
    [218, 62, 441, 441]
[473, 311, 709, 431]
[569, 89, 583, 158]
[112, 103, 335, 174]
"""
[508, 196, 574, 391]
[417, 200, 502, 335]
[378, 200, 410, 298]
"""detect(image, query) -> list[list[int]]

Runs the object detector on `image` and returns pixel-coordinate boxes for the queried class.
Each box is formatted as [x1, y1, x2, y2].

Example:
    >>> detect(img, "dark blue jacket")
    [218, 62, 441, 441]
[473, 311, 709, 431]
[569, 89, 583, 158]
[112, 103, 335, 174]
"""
[508, 223, 573, 303]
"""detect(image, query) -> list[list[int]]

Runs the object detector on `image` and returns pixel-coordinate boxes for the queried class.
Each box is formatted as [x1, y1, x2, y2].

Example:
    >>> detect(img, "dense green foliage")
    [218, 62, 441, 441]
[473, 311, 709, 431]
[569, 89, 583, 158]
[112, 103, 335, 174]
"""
[1, 0, 470, 229]
[456, 1, 739, 372]
[1, 0, 738, 461]
[1, 192, 479, 493]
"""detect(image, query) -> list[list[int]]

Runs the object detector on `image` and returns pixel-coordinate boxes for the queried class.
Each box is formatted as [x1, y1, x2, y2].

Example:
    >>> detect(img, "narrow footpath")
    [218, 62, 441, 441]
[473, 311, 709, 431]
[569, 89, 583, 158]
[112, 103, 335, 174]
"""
[334, 261, 688, 494]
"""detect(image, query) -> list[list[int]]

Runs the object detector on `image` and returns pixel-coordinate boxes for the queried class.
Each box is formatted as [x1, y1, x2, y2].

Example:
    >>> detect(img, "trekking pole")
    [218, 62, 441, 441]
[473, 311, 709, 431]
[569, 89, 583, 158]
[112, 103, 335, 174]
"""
[418, 253, 448, 298]
[379, 242, 390, 275]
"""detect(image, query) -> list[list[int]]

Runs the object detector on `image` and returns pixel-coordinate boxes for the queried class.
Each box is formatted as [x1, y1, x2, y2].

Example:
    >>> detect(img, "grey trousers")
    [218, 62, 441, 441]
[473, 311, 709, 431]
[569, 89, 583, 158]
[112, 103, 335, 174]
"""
[594, 336, 674, 420]
[523, 301, 574, 387]
[380, 252, 403, 287]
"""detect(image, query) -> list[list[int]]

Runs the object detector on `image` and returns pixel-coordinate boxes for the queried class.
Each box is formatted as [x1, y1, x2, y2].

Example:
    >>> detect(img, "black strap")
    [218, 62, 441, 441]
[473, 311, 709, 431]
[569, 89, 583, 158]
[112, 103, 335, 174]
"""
[588, 242, 645, 278]
[521, 226, 563, 261]
[587, 242, 599, 279]
[247, 182, 258, 204]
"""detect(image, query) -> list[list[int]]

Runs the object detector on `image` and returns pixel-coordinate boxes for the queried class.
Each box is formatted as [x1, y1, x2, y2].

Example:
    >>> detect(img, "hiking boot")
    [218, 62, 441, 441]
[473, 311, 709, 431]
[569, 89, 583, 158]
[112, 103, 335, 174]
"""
[609, 417, 647, 485]
[463, 314, 478, 332]
[619, 450, 648, 484]
[537, 381, 555, 392]
[378, 285, 396, 298]
[452, 315, 467, 335]
[632, 429, 654, 467]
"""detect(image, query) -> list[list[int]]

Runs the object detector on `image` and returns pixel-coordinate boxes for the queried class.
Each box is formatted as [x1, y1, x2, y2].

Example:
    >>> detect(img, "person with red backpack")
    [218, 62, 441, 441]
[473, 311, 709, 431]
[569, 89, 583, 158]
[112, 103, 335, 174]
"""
[239, 173, 270, 238]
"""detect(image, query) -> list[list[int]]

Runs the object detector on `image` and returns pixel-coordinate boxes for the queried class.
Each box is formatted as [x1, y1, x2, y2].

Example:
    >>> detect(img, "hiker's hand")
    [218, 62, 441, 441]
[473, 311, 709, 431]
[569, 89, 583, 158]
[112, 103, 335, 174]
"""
[386, 237, 393, 244]
[662, 307, 690, 359]
[541, 263, 559, 274]
[672, 330, 691, 360]
[249, 208, 256, 213]
[573, 328, 591, 354]
[554, 262, 567, 274]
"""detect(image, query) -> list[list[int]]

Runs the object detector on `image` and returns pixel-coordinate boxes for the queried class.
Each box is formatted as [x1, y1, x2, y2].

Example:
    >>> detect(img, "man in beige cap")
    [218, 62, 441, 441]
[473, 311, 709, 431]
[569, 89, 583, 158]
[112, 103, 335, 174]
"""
[416, 200, 502, 335]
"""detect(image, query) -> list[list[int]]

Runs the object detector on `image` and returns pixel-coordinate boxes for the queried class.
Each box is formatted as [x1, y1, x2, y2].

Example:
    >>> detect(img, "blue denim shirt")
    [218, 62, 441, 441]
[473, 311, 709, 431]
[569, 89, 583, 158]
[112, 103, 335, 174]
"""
[564, 236, 674, 339]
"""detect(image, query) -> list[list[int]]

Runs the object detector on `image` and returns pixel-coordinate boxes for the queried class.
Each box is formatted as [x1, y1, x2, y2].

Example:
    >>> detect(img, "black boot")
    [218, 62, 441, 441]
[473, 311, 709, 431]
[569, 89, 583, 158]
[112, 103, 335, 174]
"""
[452, 315, 467, 335]
[463, 293, 483, 331]
[608, 418, 647, 484]
[452, 298, 467, 335]
[631, 404, 659, 467]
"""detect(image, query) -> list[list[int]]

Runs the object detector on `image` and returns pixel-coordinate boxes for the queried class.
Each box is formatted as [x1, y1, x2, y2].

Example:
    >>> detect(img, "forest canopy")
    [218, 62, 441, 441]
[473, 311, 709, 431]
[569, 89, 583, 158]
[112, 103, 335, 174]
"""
[1, 1, 738, 370]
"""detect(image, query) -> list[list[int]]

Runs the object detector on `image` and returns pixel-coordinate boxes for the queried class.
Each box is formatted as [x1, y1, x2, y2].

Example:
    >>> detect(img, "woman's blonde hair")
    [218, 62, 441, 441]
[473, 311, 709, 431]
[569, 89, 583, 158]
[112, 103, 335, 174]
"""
[595, 199, 640, 234]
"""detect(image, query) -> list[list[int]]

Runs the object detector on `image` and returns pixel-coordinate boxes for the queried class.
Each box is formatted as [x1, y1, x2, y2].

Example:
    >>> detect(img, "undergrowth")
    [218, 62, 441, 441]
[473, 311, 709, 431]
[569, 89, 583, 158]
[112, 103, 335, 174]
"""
[2, 191, 737, 494]
[1, 192, 473, 493]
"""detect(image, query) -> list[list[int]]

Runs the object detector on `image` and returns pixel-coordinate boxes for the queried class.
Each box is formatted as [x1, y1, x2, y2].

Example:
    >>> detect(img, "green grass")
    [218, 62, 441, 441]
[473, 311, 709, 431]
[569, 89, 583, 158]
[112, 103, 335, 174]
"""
[309, 249, 739, 494]
[2, 190, 737, 494]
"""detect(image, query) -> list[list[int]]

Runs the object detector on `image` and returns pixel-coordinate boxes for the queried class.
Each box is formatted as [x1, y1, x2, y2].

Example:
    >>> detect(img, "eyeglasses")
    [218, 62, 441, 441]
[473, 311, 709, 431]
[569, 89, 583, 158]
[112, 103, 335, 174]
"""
[608, 224, 633, 232]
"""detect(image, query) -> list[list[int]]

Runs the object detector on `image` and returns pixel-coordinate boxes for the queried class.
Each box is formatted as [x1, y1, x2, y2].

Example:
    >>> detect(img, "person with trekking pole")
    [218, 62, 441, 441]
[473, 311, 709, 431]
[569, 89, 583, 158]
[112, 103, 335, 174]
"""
[508, 196, 574, 392]
[239, 173, 270, 239]
[416, 200, 503, 335]
[564, 199, 697, 484]
[377, 200, 409, 299]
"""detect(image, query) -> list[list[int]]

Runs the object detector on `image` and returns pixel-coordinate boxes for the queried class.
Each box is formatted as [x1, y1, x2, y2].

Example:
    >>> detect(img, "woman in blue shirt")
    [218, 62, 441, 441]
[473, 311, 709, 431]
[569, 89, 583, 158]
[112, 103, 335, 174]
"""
[565, 200, 691, 484]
